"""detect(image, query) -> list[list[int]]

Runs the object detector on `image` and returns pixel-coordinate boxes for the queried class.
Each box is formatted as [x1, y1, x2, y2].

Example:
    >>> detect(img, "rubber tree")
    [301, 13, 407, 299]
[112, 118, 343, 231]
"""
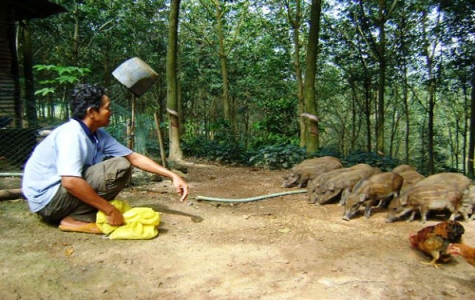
[167, 0, 183, 160]
[283, 0, 305, 147]
[439, 0, 475, 178]
[302, 0, 323, 153]
[353, 0, 399, 156]
[213, 0, 231, 130]
[325, 9, 376, 153]
[392, 3, 417, 163]
[193, 0, 248, 136]
[415, 1, 443, 175]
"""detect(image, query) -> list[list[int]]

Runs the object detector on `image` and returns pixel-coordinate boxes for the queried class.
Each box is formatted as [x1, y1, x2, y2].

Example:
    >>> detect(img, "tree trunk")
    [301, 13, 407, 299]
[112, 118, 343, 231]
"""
[468, 70, 475, 178]
[285, 0, 305, 147]
[167, 0, 183, 161]
[302, 0, 322, 154]
[72, 1, 79, 66]
[349, 80, 357, 151]
[428, 80, 435, 174]
[0, 189, 22, 201]
[364, 79, 372, 152]
[104, 39, 111, 88]
[7, 8, 21, 128]
[421, 8, 439, 175]
[22, 20, 37, 128]
[177, 53, 184, 135]
[376, 0, 386, 156]
[403, 69, 410, 164]
[462, 84, 468, 174]
[214, 0, 232, 129]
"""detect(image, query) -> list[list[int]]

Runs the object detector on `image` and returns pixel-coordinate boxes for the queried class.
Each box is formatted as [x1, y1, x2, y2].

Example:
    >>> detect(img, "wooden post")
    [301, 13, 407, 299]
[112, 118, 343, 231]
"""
[153, 111, 167, 169]
[0, 189, 22, 200]
[127, 95, 136, 150]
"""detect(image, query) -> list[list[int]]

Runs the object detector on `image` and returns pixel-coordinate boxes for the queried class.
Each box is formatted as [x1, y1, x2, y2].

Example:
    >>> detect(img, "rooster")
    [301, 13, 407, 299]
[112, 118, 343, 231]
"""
[409, 220, 465, 268]
[447, 243, 475, 267]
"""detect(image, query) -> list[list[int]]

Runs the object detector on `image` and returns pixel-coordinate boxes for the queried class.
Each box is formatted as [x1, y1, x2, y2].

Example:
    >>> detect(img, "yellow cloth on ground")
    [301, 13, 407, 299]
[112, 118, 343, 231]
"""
[96, 199, 160, 240]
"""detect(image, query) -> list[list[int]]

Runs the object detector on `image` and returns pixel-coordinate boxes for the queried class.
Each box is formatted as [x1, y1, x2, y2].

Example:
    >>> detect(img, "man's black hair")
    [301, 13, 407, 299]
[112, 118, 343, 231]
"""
[71, 83, 107, 119]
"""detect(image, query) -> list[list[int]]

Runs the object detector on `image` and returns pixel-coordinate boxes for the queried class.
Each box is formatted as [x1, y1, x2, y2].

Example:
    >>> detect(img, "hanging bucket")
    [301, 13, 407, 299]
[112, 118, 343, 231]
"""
[112, 57, 159, 97]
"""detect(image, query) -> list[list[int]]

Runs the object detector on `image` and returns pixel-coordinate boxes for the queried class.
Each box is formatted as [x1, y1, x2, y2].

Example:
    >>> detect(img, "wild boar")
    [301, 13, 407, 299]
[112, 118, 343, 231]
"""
[385, 184, 469, 224]
[314, 164, 380, 205]
[307, 164, 372, 204]
[412, 173, 473, 221]
[307, 167, 350, 204]
[392, 164, 415, 174]
[342, 172, 403, 221]
[282, 156, 342, 188]
[413, 172, 472, 193]
[459, 185, 475, 220]
[398, 170, 425, 193]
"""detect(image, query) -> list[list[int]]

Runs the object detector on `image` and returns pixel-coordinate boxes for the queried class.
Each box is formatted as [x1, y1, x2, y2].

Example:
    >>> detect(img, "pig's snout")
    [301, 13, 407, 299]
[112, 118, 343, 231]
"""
[385, 216, 395, 223]
[307, 195, 317, 204]
[342, 210, 354, 221]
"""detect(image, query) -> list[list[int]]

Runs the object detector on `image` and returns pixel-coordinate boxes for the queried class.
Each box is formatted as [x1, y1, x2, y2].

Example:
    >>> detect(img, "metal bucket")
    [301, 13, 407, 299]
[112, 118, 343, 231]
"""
[112, 57, 158, 97]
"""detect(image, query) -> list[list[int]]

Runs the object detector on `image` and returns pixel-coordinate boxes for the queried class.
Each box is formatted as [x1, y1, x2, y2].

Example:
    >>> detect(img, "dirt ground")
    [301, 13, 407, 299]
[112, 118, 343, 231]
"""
[1, 159, 475, 300]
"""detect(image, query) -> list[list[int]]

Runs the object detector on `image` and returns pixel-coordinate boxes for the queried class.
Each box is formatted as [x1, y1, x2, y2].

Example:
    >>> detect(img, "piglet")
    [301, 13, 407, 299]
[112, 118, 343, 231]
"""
[385, 184, 468, 223]
[343, 172, 403, 221]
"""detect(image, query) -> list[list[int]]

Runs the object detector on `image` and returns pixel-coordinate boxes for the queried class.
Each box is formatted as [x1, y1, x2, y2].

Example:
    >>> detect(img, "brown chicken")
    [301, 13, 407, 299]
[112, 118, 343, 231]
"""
[447, 243, 475, 267]
[409, 220, 465, 268]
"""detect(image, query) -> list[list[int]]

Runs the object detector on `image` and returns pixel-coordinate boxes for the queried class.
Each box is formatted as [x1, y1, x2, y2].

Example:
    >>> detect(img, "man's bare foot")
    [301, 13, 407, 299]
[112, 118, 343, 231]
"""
[59, 216, 102, 234]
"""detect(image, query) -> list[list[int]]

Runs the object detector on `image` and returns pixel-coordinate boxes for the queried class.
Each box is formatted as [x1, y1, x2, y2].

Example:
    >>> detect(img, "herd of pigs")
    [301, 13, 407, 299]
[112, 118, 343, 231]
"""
[282, 156, 475, 223]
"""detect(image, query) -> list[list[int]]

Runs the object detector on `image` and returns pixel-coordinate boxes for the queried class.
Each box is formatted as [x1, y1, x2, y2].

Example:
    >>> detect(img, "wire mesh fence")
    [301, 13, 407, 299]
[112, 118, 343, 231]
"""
[0, 82, 166, 173]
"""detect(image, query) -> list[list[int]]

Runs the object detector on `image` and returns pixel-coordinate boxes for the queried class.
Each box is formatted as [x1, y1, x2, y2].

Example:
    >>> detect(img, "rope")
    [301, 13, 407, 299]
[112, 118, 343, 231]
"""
[196, 189, 307, 203]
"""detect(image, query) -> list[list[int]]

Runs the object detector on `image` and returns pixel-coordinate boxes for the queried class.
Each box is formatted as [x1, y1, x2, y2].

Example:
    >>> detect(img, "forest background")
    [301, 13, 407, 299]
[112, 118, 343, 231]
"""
[8, 0, 475, 177]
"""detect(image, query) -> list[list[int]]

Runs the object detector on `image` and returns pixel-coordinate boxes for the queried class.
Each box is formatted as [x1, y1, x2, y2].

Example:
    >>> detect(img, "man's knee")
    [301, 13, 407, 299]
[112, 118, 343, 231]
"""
[105, 157, 131, 174]
[84, 156, 131, 197]
[101, 157, 131, 198]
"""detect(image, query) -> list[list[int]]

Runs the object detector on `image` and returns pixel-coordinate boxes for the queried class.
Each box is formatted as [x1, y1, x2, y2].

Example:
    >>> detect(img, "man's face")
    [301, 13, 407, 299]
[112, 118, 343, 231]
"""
[92, 95, 112, 127]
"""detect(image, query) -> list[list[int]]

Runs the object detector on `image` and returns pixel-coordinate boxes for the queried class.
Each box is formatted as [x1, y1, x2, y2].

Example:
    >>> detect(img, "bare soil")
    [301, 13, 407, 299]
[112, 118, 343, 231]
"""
[1, 159, 475, 299]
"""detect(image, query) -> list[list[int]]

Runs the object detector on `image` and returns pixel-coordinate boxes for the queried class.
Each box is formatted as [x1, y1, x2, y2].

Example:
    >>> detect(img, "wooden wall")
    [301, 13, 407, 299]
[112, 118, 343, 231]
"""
[0, 3, 16, 126]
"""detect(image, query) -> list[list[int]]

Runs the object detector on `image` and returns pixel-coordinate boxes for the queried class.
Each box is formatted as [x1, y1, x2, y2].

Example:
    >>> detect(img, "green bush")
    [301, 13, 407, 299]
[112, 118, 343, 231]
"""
[249, 144, 307, 169]
[343, 151, 400, 171]
[182, 136, 249, 165]
[182, 137, 407, 172]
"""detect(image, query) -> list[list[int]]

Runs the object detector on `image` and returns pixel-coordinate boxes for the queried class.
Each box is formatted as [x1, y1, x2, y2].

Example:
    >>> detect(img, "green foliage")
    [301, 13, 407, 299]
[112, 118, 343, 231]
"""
[343, 151, 400, 172]
[34, 87, 56, 96]
[249, 144, 307, 170]
[412, 149, 459, 176]
[248, 131, 299, 150]
[310, 147, 342, 160]
[24, 0, 475, 176]
[182, 136, 249, 165]
[145, 138, 164, 159]
[104, 122, 128, 146]
[33, 65, 91, 96]
[182, 139, 342, 170]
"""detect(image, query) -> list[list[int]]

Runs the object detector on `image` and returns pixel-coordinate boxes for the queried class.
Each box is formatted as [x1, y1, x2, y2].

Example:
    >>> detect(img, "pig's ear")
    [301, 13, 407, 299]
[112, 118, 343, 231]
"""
[400, 197, 407, 205]
[341, 189, 347, 196]
[358, 194, 365, 202]
[341, 189, 348, 198]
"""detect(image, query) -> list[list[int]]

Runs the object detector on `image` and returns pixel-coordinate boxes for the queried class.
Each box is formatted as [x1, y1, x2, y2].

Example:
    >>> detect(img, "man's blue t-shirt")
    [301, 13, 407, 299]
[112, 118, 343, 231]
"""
[22, 119, 133, 212]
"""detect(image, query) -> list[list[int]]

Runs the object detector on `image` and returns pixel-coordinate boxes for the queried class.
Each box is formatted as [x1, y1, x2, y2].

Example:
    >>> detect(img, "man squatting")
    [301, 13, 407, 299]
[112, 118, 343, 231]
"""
[22, 83, 189, 234]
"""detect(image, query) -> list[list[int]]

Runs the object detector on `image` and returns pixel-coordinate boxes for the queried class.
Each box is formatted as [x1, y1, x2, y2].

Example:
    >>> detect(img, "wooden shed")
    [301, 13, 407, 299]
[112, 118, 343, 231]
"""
[0, 0, 66, 128]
